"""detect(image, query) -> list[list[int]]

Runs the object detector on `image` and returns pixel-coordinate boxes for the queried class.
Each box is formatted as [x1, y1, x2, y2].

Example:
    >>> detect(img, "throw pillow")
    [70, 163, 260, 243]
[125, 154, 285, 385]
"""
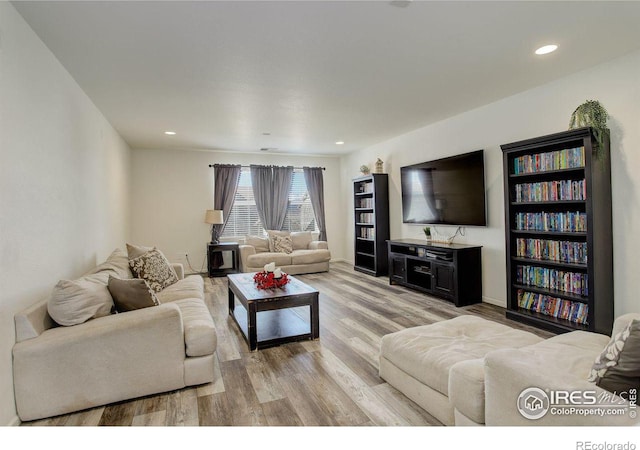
[291, 231, 313, 250]
[266, 230, 290, 252]
[128, 247, 179, 293]
[588, 319, 640, 394]
[47, 277, 114, 326]
[107, 276, 159, 312]
[245, 235, 270, 253]
[126, 243, 154, 260]
[273, 235, 293, 254]
[84, 248, 132, 279]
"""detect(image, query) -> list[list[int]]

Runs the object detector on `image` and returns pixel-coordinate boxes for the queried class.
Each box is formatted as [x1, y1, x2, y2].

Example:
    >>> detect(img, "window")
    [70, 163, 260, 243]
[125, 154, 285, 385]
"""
[221, 169, 317, 238]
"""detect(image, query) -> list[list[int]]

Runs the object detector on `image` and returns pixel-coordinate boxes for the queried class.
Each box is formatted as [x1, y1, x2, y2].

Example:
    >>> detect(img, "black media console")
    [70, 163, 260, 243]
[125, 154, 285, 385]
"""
[387, 239, 482, 307]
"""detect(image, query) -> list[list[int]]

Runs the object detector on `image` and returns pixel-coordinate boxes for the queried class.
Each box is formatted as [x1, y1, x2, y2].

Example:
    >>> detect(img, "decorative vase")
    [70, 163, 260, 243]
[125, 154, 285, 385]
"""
[375, 158, 384, 174]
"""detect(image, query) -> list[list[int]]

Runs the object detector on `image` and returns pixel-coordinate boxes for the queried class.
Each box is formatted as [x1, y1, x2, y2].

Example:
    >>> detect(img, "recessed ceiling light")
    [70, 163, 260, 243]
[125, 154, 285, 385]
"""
[535, 44, 558, 55]
[335, 141, 345, 145]
[262, 132, 271, 136]
[164, 131, 176, 135]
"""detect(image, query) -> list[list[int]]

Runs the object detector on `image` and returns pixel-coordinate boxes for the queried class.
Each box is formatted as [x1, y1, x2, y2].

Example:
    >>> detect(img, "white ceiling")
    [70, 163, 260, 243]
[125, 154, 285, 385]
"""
[13, 1, 640, 155]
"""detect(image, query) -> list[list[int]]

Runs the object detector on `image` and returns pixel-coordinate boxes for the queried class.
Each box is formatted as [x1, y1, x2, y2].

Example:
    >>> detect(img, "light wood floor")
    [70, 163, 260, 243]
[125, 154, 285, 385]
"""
[23, 261, 553, 426]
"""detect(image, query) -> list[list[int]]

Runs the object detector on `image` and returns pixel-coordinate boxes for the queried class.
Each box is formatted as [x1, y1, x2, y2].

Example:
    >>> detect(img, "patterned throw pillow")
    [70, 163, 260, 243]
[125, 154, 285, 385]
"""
[273, 235, 293, 254]
[588, 319, 640, 394]
[107, 276, 159, 312]
[128, 247, 178, 292]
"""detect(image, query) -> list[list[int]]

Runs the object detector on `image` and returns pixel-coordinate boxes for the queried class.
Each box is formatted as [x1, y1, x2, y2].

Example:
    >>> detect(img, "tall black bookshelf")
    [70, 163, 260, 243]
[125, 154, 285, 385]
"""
[501, 127, 613, 334]
[353, 174, 389, 276]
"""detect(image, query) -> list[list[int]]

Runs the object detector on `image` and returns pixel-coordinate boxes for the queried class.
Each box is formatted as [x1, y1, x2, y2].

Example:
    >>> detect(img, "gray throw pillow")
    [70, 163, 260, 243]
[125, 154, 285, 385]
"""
[588, 319, 640, 394]
[107, 276, 159, 312]
[128, 247, 178, 292]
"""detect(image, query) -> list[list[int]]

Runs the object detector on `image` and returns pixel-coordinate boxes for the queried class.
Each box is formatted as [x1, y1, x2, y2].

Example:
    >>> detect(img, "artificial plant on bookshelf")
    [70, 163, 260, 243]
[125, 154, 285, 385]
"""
[501, 127, 613, 334]
[353, 174, 389, 276]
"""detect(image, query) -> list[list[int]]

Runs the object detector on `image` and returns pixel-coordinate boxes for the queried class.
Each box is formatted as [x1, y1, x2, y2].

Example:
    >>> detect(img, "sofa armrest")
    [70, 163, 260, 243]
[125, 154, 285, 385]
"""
[309, 241, 328, 250]
[171, 263, 185, 279]
[13, 303, 186, 421]
[239, 244, 256, 272]
[484, 348, 639, 426]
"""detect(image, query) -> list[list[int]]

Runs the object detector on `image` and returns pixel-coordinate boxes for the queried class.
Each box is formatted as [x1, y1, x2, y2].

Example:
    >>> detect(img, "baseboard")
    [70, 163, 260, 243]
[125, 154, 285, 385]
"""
[482, 296, 506, 308]
[329, 258, 349, 263]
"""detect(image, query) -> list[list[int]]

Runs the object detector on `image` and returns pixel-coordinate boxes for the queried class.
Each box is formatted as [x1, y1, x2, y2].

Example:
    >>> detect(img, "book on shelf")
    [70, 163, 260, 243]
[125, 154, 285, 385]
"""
[516, 264, 588, 296]
[515, 179, 586, 202]
[513, 147, 585, 174]
[517, 289, 588, 325]
[515, 238, 587, 264]
[358, 212, 374, 224]
[359, 228, 375, 239]
[515, 211, 587, 232]
[358, 198, 373, 208]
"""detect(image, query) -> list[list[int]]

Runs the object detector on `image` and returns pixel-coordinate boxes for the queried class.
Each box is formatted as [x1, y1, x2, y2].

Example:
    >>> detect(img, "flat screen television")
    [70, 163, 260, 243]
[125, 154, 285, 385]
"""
[400, 149, 487, 226]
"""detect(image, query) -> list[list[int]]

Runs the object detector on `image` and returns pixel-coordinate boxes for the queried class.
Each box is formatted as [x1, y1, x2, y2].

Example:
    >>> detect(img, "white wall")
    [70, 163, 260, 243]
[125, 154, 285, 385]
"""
[130, 149, 344, 272]
[0, 3, 131, 425]
[342, 50, 640, 315]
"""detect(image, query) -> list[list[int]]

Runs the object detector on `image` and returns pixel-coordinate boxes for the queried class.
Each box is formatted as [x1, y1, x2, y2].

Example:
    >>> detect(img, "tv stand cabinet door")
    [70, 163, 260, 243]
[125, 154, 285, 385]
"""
[432, 262, 454, 299]
[389, 254, 406, 284]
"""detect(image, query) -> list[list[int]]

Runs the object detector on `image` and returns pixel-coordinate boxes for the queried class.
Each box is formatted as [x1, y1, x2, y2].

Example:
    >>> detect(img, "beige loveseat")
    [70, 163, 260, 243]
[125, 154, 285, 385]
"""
[380, 314, 640, 426]
[12, 249, 217, 422]
[239, 231, 331, 275]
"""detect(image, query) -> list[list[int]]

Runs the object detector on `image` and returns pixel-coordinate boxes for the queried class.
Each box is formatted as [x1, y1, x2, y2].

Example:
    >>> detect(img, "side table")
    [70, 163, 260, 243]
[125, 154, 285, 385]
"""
[207, 242, 240, 277]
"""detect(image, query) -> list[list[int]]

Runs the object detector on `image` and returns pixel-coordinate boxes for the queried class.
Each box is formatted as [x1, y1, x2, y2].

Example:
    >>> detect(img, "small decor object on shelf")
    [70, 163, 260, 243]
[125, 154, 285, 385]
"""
[423, 226, 431, 241]
[374, 158, 384, 174]
[569, 99, 609, 154]
[254, 262, 290, 290]
[360, 165, 370, 175]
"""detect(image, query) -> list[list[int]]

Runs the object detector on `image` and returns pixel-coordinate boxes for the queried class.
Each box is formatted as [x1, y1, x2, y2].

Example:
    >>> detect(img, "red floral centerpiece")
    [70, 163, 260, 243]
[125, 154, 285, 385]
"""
[254, 262, 290, 290]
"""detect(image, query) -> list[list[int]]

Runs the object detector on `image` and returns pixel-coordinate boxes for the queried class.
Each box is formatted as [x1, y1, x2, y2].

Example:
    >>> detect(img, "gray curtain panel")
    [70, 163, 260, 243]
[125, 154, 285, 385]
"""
[250, 165, 293, 231]
[213, 164, 242, 235]
[303, 167, 327, 242]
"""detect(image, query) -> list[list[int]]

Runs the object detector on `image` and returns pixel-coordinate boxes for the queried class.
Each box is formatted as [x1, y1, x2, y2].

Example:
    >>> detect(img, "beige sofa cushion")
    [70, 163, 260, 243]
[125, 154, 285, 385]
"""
[290, 249, 331, 265]
[245, 235, 270, 253]
[126, 243, 154, 259]
[449, 358, 487, 424]
[172, 298, 217, 357]
[47, 275, 114, 326]
[291, 231, 313, 250]
[156, 275, 204, 304]
[380, 316, 543, 396]
[246, 252, 292, 268]
[527, 330, 610, 379]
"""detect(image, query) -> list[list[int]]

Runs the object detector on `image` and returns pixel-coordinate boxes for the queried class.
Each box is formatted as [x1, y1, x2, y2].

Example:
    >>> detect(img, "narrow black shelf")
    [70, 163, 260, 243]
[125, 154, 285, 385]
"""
[512, 284, 589, 303]
[511, 229, 587, 238]
[511, 200, 586, 206]
[511, 257, 587, 271]
[506, 309, 588, 333]
[353, 174, 389, 277]
[509, 167, 585, 178]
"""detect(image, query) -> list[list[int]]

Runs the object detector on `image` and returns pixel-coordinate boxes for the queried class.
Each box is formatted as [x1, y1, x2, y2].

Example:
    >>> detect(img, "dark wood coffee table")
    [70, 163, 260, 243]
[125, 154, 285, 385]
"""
[227, 273, 320, 351]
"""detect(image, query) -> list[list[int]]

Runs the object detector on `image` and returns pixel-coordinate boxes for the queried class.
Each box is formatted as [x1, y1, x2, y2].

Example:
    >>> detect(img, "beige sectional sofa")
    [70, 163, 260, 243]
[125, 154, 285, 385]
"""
[12, 248, 217, 422]
[239, 231, 331, 275]
[380, 313, 640, 426]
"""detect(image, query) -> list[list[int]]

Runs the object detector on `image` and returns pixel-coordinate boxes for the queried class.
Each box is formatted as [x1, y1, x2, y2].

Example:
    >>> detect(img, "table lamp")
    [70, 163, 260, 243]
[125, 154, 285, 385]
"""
[205, 209, 224, 244]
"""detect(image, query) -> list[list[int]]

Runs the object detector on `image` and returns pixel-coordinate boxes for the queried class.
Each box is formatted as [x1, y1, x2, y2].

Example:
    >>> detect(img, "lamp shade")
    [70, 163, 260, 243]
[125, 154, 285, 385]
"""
[205, 209, 224, 225]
